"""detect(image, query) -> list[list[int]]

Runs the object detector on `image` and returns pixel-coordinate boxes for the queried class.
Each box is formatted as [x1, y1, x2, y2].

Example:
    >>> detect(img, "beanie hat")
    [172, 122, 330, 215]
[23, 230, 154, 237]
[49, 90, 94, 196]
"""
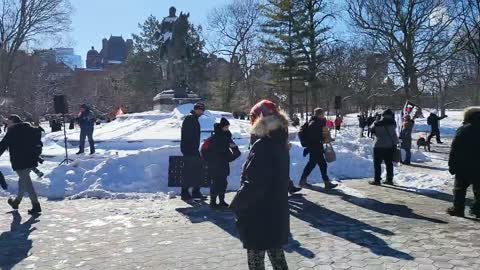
[314, 108, 324, 116]
[382, 109, 394, 117]
[250, 99, 278, 124]
[219, 117, 230, 128]
[194, 102, 206, 111]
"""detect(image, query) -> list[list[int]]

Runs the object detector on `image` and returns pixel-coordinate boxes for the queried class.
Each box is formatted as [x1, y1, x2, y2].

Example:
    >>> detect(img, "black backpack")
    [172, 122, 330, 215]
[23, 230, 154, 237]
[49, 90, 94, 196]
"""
[30, 126, 43, 157]
[298, 121, 310, 147]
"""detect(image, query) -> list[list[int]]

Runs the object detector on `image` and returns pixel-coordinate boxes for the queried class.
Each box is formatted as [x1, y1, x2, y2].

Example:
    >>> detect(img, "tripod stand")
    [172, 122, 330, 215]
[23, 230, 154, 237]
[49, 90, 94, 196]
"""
[59, 114, 73, 165]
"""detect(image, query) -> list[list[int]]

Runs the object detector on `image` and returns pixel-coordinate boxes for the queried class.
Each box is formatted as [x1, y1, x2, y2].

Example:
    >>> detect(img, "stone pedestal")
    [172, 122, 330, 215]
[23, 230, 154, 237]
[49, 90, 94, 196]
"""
[153, 90, 201, 112]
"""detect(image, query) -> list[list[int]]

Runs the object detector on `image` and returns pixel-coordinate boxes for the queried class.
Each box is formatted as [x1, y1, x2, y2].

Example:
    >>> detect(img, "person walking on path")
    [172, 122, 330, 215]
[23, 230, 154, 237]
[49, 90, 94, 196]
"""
[76, 104, 96, 155]
[447, 107, 480, 218]
[202, 118, 241, 209]
[180, 102, 206, 201]
[400, 115, 414, 165]
[299, 108, 337, 189]
[369, 109, 399, 186]
[230, 109, 290, 270]
[427, 111, 447, 144]
[0, 115, 42, 214]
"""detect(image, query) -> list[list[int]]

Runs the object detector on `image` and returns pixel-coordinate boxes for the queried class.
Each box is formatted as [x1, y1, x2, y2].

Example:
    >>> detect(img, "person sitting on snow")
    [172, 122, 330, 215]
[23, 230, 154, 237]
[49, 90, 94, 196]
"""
[447, 107, 480, 218]
[201, 118, 241, 209]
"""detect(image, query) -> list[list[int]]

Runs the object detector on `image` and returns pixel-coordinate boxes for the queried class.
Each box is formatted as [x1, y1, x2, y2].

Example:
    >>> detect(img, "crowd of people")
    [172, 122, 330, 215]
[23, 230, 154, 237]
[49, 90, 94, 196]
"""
[1, 98, 480, 269]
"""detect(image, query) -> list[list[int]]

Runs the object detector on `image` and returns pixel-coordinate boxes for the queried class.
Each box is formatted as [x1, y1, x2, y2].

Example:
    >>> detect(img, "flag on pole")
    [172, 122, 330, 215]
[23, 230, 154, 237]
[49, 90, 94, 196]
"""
[403, 100, 423, 118]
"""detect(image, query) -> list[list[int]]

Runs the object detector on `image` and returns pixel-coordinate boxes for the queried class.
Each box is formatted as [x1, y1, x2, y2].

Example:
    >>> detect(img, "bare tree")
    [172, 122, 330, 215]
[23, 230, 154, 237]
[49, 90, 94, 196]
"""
[346, 0, 462, 100]
[207, 0, 262, 111]
[0, 0, 72, 101]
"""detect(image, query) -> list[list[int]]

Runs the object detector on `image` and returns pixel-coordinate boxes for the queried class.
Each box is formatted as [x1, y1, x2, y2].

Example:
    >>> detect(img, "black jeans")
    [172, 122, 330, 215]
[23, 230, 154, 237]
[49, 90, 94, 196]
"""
[79, 127, 95, 153]
[247, 249, 288, 270]
[402, 147, 411, 164]
[211, 176, 228, 197]
[373, 148, 394, 182]
[453, 175, 480, 213]
[301, 148, 329, 182]
[427, 129, 441, 143]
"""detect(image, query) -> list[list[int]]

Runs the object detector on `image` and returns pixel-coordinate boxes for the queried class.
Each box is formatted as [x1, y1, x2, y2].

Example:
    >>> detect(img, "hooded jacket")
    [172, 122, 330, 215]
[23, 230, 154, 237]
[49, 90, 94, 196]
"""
[371, 115, 399, 149]
[232, 112, 290, 250]
[77, 107, 96, 130]
[202, 124, 240, 178]
[0, 122, 39, 170]
[449, 107, 480, 178]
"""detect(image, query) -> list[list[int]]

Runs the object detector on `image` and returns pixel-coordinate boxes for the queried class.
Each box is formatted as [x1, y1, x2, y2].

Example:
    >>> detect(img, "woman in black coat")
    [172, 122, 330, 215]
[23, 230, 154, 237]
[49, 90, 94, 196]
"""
[231, 111, 290, 270]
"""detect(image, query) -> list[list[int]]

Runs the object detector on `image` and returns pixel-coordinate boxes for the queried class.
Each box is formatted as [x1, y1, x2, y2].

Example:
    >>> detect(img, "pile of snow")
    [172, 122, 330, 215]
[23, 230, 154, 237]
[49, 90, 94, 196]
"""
[0, 106, 465, 199]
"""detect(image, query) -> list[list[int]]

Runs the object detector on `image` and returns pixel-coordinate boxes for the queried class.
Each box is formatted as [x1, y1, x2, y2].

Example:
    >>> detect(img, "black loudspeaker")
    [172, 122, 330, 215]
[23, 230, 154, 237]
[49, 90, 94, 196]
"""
[334, 96, 342, 110]
[54, 95, 68, 114]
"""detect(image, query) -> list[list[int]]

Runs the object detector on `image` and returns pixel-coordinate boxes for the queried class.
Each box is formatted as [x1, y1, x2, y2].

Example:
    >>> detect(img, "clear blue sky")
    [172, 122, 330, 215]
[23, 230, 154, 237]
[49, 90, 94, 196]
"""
[70, 0, 226, 66]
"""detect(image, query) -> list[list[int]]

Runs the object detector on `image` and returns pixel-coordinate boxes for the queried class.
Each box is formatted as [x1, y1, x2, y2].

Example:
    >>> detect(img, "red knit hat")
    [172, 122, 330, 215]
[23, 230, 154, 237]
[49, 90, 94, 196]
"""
[249, 99, 278, 125]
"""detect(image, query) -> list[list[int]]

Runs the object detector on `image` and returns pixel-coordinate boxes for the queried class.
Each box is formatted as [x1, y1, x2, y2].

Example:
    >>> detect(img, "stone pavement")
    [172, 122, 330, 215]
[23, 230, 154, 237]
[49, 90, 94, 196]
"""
[0, 179, 479, 270]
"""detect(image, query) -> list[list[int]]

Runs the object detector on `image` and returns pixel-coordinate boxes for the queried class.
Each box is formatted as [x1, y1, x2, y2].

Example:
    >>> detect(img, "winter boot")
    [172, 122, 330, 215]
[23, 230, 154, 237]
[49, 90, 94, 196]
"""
[191, 188, 206, 200]
[324, 181, 338, 189]
[447, 207, 464, 217]
[383, 179, 394, 185]
[299, 179, 312, 188]
[76, 151, 84, 155]
[288, 181, 302, 195]
[28, 203, 42, 215]
[218, 194, 229, 208]
[7, 198, 19, 210]
[368, 180, 381, 186]
[210, 195, 218, 209]
[181, 188, 192, 201]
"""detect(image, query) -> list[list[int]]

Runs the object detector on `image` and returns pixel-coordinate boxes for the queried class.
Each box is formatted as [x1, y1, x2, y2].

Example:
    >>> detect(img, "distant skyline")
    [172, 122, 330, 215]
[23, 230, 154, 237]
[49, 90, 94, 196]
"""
[70, 0, 226, 67]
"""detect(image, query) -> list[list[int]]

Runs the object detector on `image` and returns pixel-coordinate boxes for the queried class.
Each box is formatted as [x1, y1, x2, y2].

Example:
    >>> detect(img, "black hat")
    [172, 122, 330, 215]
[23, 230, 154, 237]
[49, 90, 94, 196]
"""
[219, 117, 230, 128]
[8, 114, 22, 123]
[194, 102, 206, 111]
[382, 109, 394, 117]
[80, 104, 89, 109]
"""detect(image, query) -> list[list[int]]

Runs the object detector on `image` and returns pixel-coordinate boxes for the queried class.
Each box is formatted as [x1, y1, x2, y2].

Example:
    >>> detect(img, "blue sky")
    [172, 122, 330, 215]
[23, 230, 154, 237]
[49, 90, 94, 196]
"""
[70, 0, 226, 66]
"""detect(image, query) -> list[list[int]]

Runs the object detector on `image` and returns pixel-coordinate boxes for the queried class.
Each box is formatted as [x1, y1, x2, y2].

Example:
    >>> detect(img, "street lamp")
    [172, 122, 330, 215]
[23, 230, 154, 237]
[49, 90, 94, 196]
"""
[304, 81, 309, 120]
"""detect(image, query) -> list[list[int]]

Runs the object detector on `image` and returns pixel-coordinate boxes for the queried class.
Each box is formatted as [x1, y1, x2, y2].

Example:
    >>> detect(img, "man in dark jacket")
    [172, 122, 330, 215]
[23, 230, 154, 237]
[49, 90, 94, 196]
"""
[427, 111, 447, 144]
[76, 104, 96, 155]
[202, 118, 241, 209]
[447, 107, 480, 218]
[0, 115, 41, 214]
[367, 113, 376, 138]
[180, 102, 205, 200]
[299, 108, 337, 189]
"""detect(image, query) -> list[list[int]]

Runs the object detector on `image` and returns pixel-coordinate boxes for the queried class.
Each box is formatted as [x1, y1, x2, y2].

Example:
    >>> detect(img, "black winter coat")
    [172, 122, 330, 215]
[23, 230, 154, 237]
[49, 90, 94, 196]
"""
[77, 109, 95, 130]
[449, 120, 480, 178]
[203, 130, 240, 179]
[427, 114, 446, 131]
[0, 123, 39, 171]
[234, 130, 290, 250]
[181, 111, 201, 156]
[305, 117, 326, 153]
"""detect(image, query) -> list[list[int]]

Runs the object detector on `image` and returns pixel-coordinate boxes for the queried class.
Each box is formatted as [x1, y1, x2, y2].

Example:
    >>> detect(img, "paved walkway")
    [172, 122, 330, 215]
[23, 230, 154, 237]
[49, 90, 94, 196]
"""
[1, 143, 480, 270]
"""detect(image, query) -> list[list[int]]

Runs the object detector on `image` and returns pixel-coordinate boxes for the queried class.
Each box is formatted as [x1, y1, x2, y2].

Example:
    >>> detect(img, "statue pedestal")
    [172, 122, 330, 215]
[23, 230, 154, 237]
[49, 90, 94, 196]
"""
[153, 90, 201, 112]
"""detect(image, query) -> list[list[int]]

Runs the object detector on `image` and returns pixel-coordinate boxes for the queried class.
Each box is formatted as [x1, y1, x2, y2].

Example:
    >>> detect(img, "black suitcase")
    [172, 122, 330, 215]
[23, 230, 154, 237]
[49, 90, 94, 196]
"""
[168, 156, 210, 188]
[0, 171, 7, 190]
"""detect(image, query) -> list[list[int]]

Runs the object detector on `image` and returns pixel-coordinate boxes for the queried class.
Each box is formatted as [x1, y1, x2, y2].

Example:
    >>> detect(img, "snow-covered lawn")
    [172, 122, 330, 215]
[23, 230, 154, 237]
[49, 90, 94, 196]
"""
[0, 105, 464, 199]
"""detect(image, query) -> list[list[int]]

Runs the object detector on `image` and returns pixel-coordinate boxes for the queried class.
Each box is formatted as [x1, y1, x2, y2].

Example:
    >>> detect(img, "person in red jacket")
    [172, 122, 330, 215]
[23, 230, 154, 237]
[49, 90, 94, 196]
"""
[334, 115, 343, 131]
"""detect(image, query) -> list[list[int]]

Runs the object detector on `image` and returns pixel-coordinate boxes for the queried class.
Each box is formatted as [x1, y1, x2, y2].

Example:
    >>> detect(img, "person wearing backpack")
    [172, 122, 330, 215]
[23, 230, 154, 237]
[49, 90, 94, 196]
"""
[369, 109, 399, 186]
[202, 118, 241, 209]
[299, 108, 338, 189]
[427, 111, 447, 144]
[0, 115, 41, 214]
[76, 104, 96, 155]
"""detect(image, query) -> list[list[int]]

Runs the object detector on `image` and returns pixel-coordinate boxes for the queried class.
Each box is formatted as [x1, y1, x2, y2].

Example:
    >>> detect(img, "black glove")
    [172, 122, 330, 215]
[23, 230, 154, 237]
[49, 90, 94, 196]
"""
[303, 148, 310, 157]
[0, 171, 7, 190]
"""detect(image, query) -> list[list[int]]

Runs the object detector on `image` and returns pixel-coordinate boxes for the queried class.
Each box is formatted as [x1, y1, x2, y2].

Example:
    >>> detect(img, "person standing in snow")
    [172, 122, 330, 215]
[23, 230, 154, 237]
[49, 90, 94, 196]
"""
[358, 113, 367, 137]
[369, 109, 399, 186]
[202, 118, 241, 209]
[334, 115, 343, 131]
[230, 108, 290, 270]
[76, 104, 96, 155]
[180, 102, 206, 200]
[427, 111, 447, 144]
[399, 115, 415, 165]
[367, 113, 376, 138]
[299, 108, 337, 189]
[447, 107, 480, 218]
[0, 115, 42, 214]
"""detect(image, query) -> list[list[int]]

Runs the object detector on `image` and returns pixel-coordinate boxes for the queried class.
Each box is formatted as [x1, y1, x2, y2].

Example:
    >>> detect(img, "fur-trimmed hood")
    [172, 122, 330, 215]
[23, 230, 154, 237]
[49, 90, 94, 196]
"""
[464, 107, 480, 124]
[251, 111, 289, 138]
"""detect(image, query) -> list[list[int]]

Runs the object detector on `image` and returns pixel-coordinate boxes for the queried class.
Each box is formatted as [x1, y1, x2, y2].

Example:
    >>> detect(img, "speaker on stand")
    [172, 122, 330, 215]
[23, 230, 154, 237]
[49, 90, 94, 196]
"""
[54, 95, 73, 165]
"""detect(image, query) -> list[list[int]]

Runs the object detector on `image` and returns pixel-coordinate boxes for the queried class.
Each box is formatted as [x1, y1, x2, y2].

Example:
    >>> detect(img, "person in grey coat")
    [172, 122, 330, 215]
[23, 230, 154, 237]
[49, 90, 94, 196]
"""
[369, 109, 399, 186]
[399, 115, 414, 165]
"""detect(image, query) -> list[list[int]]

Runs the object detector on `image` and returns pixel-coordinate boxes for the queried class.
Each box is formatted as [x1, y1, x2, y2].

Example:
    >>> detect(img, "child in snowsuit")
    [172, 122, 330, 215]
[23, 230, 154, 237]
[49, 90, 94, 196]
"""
[202, 118, 241, 209]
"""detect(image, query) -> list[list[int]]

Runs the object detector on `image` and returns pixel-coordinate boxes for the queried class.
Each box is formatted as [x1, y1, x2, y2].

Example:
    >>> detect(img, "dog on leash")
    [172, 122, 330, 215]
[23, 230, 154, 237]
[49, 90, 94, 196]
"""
[417, 137, 431, 152]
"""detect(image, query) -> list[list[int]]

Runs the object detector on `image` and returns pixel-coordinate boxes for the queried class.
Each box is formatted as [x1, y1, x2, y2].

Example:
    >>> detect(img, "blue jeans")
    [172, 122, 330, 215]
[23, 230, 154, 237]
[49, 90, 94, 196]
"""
[79, 127, 95, 153]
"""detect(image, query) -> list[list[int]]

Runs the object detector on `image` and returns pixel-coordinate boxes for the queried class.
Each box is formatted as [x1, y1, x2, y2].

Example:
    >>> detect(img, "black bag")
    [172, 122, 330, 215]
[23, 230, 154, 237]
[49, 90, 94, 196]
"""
[168, 156, 210, 188]
[298, 121, 309, 147]
[0, 171, 7, 190]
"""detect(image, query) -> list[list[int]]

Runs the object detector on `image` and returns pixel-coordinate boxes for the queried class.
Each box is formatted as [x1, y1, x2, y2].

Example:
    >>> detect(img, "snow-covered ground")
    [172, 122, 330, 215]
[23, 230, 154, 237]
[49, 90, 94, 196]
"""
[0, 105, 465, 200]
